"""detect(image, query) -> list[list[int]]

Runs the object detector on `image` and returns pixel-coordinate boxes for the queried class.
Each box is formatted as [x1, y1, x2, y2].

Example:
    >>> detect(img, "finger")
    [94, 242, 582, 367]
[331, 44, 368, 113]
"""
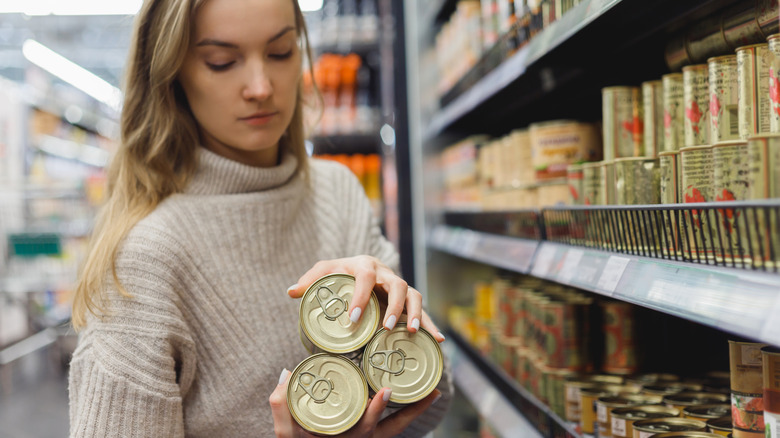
[377, 270, 407, 331]
[404, 286, 422, 333]
[358, 387, 392, 430]
[291, 260, 349, 298]
[349, 259, 378, 323]
[375, 389, 441, 438]
[269, 368, 293, 436]
[421, 311, 445, 343]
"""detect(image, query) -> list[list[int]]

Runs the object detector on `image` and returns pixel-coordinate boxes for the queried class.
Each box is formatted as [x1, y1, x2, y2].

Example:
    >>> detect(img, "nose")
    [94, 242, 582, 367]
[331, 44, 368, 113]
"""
[242, 61, 273, 101]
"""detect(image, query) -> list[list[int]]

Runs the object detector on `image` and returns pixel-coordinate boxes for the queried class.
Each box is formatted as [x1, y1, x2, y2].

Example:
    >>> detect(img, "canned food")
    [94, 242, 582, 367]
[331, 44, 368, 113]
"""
[643, 80, 665, 157]
[745, 134, 780, 268]
[757, 0, 780, 38]
[723, 2, 767, 51]
[603, 160, 616, 205]
[664, 73, 686, 152]
[643, 383, 706, 397]
[614, 157, 661, 205]
[737, 44, 771, 139]
[659, 151, 683, 257]
[299, 274, 380, 355]
[539, 297, 591, 370]
[582, 161, 604, 205]
[707, 415, 734, 436]
[582, 385, 636, 435]
[546, 367, 580, 418]
[762, 347, 780, 438]
[652, 432, 724, 438]
[633, 418, 708, 438]
[680, 145, 715, 260]
[611, 405, 682, 438]
[729, 341, 768, 438]
[708, 55, 740, 143]
[627, 374, 682, 391]
[529, 120, 601, 180]
[682, 404, 732, 421]
[603, 86, 644, 160]
[599, 395, 659, 438]
[362, 324, 443, 405]
[602, 301, 637, 375]
[564, 377, 625, 425]
[683, 64, 710, 147]
[567, 163, 585, 205]
[663, 393, 730, 413]
[686, 16, 730, 64]
[769, 35, 780, 133]
[287, 353, 368, 435]
[711, 141, 750, 262]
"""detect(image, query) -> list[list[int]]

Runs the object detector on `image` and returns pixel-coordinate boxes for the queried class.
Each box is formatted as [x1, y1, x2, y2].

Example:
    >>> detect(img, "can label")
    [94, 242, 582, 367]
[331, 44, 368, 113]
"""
[602, 302, 637, 374]
[709, 56, 740, 142]
[768, 36, 780, 132]
[612, 417, 627, 437]
[737, 44, 772, 139]
[568, 165, 585, 205]
[603, 161, 616, 205]
[763, 348, 780, 438]
[583, 164, 603, 205]
[730, 341, 767, 437]
[746, 136, 780, 267]
[712, 142, 750, 260]
[684, 65, 710, 147]
[660, 152, 682, 257]
[530, 121, 601, 180]
[663, 74, 685, 152]
[603, 87, 644, 160]
[643, 81, 664, 157]
[767, 412, 780, 438]
[732, 393, 765, 436]
[614, 158, 660, 205]
[681, 146, 715, 258]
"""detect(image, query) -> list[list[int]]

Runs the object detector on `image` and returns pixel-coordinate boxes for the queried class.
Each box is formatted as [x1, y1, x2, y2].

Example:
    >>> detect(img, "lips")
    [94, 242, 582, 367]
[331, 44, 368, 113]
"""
[239, 111, 278, 126]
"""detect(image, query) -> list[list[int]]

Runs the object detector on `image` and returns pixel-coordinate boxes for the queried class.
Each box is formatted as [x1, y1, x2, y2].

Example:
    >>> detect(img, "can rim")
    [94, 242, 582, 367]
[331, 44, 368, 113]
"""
[746, 132, 780, 140]
[705, 415, 733, 430]
[735, 42, 769, 51]
[682, 64, 708, 71]
[711, 141, 747, 148]
[613, 156, 658, 163]
[658, 151, 680, 156]
[679, 145, 713, 152]
[602, 85, 640, 92]
[761, 345, 780, 355]
[769, 33, 780, 41]
[662, 72, 684, 79]
[706, 54, 737, 63]
[632, 417, 707, 430]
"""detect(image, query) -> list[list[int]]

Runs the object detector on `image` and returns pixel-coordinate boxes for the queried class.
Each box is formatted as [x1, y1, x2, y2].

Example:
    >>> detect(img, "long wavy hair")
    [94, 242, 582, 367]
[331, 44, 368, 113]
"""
[72, 0, 316, 329]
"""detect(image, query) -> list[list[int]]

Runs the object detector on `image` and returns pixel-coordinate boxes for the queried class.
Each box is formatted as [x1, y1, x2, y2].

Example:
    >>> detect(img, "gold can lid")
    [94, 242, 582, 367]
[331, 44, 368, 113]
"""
[735, 42, 769, 52]
[706, 415, 733, 431]
[643, 382, 703, 395]
[287, 353, 368, 435]
[707, 54, 737, 63]
[712, 140, 747, 148]
[614, 156, 658, 163]
[662, 72, 684, 80]
[612, 404, 681, 419]
[651, 432, 724, 437]
[662, 392, 729, 406]
[362, 323, 443, 404]
[597, 394, 654, 408]
[682, 404, 731, 420]
[632, 417, 707, 433]
[768, 33, 780, 42]
[682, 64, 708, 71]
[299, 274, 380, 354]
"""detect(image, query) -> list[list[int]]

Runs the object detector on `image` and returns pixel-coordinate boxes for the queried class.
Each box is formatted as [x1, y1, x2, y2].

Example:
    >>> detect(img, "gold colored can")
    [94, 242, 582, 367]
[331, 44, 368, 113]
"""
[602, 300, 637, 375]
[567, 163, 585, 205]
[745, 134, 780, 268]
[722, 2, 767, 51]
[598, 395, 659, 438]
[737, 43, 771, 139]
[683, 64, 710, 147]
[682, 404, 732, 421]
[711, 141, 750, 262]
[287, 353, 368, 435]
[686, 16, 729, 64]
[664, 73, 686, 152]
[603, 86, 644, 160]
[708, 55, 740, 143]
[582, 385, 636, 435]
[643, 80, 664, 157]
[769, 35, 780, 133]
[633, 418, 708, 438]
[529, 120, 602, 180]
[603, 160, 616, 205]
[582, 161, 603, 205]
[707, 415, 734, 436]
[362, 324, 442, 405]
[659, 151, 683, 257]
[663, 393, 730, 414]
[680, 145, 715, 260]
[611, 405, 682, 438]
[729, 341, 768, 438]
[614, 157, 661, 205]
[546, 367, 580, 419]
[651, 433, 726, 438]
[757, 0, 779, 39]
[627, 374, 682, 391]
[762, 347, 780, 438]
[299, 274, 380, 354]
[643, 382, 705, 397]
[564, 377, 624, 424]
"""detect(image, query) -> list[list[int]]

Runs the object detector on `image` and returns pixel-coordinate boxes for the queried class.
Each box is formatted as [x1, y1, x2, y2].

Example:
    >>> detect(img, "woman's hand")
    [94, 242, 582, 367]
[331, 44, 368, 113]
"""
[269, 368, 442, 437]
[286, 256, 444, 342]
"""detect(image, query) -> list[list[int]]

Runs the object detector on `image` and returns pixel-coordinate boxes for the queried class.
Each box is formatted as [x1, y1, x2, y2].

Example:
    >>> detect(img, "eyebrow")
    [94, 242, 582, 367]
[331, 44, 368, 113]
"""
[195, 26, 296, 48]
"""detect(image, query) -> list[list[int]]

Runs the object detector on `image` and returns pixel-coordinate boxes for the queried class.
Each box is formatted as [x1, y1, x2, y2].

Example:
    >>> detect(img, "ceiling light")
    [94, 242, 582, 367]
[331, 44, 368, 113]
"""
[22, 39, 122, 112]
[0, 0, 142, 15]
[299, 0, 324, 12]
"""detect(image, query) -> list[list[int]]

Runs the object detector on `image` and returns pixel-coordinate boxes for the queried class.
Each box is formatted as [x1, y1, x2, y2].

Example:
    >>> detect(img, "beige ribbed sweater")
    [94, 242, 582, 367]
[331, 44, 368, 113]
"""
[68, 148, 452, 437]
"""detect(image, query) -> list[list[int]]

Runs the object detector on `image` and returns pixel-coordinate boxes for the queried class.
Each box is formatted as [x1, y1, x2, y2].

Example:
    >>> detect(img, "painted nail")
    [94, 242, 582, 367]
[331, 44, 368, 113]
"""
[410, 318, 420, 330]
[385, 314, 397, 330]
[286, 284, 298, 296]
[278, 368, 290, 385]
[382, 388, 392, 402]
[349, 307, 362, 323]
[437, 331, 446, 341]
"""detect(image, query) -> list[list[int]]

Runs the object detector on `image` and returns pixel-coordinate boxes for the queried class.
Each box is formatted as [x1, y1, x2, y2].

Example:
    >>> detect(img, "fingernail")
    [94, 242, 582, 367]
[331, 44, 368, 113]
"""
[286, 284, 298, 296]
[432, 393, 442, 405]
[382, 388, 392, 402]
[410, 318, 420, 330]
[278, 368, 290, 385]
[437, 331, 446, 341]
[384, 314, 397, 330]
[349, 307, 362, 323]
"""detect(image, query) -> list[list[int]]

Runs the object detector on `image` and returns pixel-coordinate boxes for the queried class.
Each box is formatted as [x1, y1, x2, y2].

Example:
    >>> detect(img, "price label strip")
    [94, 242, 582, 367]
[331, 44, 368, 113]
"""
[596, 256, 630, 296]
[531, 244, 558, 278]
[557, 249, 584, 284]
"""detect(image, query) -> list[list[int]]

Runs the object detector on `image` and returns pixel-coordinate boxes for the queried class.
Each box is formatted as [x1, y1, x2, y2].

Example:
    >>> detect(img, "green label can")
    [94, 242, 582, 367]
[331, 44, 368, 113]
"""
[745, 134, 780, 268]
[683, 64, 710, 147]
[664, 73, 685, 152]
[643, 80, 664, 157]
[603, 86, 644, 160]
[737, 43, 771, 139]
[681, 145, 715, 260]
[712, 141, 750, 262]
[708, 55, 740, 143]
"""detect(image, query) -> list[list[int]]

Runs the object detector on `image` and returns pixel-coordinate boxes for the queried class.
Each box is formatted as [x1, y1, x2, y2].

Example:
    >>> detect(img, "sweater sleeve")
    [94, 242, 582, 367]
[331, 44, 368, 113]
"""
[69, 226, 196, 438]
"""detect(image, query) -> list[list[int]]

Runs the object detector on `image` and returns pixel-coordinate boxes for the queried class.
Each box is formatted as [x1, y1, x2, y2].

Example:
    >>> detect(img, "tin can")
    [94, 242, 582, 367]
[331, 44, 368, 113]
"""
[659, 151, 683, 257]
[652, 433, 727, 438]
[598, 395, 660, 438]
[737, 44, 771, 139]
[722, 2, 768, 51]
[683, 64, 710, 147]
[708, 55, 740, 143]
[565, 377, 623, 425]
[546, 367, 580, 419]
[683, 404, 732, 421]
[362, 324, 443, 406]
[603, 86, 644, 160]
[633, 418, 708, 438]
[643, 383, 706, 397]
[664, 73, 686, 152]
[745, 134, 780, 267]
[611, 405, 682, 438]
[582, 161, 603, 205]
[530, 120, 601, 180]
[762, 347, 780, 438]
[711, 141, 750, 262]
[582, 385, 638, 435]
[768, 35, 780, 133]
[627, 374, 682, 391]
[603, 160, 616, 205]
[299, 274, 380, 355]
[540, 297, 591, 370]
[729, 341, 768, 438]
[287, 353, 368, 435]
[643, 80, 665, 157]
[602, 300, 637, 375]
[686, 16, 730, 64]
[680, 145, 715, 260]
[663, 393, 730, 414]
[708, 415, 734, 436]
[757, 0, 779, 38]
[567, 163, 585, 205]
[614, 157, 661, 205]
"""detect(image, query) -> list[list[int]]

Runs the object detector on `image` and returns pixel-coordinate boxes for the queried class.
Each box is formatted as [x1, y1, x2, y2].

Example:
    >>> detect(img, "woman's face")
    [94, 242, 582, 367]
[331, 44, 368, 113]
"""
[178, 0, 301, 167]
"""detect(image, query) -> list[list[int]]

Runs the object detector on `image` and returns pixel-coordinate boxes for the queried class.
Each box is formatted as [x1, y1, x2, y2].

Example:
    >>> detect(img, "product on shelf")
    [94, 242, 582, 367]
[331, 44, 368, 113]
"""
[762, 347, 780, 438]
[632, 417, 708, 436]
[745, 134, 780, 268]
[711, 140, 750, 262]
[729, 341, 768, 438]
[769, 34, 780, 132]
[737, 44, 772, 140]
[581, 161, 603, 205]
[601, 300, 638, 375]
[567, 163, 584, 205]
[664, 73, 686, 152]
[642, 382, 706, 397]
[529, 120, 601, 180]
[436, 1, 483, 96]
[680, 144, 715, 259]
[315, 154, 383, 219]
[682, 404, 732, 421]
[659, 150, 682, 256]
[706, 415, 734, 435]
[683, 64, 711, 147]
[597, 394, 663, 438]
[708, 55, 740, 143]
[643, 80, 664, 157]
[614, 157, 660, 205]
[663, 393, 731, 414]
[602, 86, 644, 161]
[610, 405, 681, 438]
[580, 384, 641, 435]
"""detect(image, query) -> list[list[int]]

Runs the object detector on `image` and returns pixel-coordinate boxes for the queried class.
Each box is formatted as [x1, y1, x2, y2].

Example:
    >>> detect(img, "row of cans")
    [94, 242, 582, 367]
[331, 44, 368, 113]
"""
[603, 35, 780, 161]
[289, 274, 443, 435]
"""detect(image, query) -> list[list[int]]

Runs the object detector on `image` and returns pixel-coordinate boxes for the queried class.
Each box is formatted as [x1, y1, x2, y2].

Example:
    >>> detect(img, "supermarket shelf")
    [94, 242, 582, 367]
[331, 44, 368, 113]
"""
[429, 225, 539, 274]
[310, 133, 380, 155]
[444, 331, 551, 438]
[313, 40, 380, 56]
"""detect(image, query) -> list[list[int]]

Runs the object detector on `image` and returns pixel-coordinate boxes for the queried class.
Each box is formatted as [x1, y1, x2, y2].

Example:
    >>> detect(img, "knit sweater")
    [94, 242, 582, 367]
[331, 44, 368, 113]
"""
[69, 147, 452, 437]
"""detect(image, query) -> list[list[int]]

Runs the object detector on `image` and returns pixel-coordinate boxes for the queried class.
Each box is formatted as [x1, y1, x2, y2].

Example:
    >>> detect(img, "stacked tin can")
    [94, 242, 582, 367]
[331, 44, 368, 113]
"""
[289, 274, 443, 435]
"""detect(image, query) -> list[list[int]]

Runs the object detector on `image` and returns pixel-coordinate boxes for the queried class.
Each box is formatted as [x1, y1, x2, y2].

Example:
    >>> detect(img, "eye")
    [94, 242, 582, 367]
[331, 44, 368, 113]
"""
[206, 61, 235, 71]
[269, 50, 293, 60]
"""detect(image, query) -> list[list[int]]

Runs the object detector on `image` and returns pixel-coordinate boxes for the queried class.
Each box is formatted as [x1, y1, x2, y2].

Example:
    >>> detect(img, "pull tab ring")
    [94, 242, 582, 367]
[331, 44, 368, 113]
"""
[316, 286, 347, 320]
[298, 371, 334, 403]
[369, 349, 406, 375]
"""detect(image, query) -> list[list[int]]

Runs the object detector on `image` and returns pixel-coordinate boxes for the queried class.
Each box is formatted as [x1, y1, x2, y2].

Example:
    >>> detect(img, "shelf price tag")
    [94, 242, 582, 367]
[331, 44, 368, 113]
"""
[557, 249, 584, 284]
[761, 295, 780, 344]
[596, 256, 630, 295]
[531, 244, 557, 278]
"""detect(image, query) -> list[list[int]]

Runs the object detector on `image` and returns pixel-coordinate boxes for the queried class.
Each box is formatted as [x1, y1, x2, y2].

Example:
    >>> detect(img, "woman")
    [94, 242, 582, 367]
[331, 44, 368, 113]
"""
[68, 0, 451, 436]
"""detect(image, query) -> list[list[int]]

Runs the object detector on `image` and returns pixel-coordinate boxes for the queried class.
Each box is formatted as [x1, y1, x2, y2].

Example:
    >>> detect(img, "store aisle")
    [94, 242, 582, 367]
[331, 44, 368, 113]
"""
[0, 348, 69, 438]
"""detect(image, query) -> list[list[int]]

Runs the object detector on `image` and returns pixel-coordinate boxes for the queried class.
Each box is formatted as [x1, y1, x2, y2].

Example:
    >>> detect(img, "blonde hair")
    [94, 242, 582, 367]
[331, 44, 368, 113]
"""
[72, 0, 316, 329]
